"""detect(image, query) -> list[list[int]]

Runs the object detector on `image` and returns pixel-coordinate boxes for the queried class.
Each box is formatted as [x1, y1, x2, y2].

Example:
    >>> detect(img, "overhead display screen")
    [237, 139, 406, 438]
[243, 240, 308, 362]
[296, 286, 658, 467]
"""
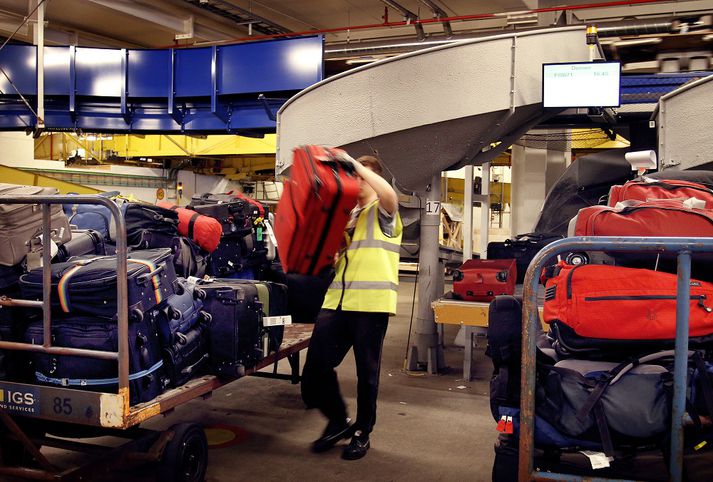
[542, 61, 621, 108]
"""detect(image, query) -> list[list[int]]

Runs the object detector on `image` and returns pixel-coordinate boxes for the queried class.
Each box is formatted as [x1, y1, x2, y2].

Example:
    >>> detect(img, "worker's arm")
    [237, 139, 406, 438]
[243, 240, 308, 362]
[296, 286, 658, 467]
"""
[345, 155, 399, 216]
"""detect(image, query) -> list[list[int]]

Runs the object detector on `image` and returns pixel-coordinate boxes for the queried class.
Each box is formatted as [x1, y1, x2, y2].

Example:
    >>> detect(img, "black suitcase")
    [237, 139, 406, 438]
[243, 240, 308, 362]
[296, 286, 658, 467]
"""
[19, 248, 179, 320]
[161, 323, 210, 388]
[149, 278, 210, 346]
[55, 229, 105, 262]
[207, 235, 245, 277]
[25, 315, 165, 405]
[487, 232, 563, 283]
[198, 280, 262, 377]
[190, 199, 251, 236]
[206, 278, 287, 354]
[128, 229, 177, 250]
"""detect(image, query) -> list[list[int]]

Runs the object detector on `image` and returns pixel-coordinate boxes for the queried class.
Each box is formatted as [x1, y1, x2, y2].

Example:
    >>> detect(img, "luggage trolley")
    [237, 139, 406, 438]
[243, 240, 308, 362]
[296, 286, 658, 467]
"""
[0, 195, 312, 481]
[519, 236, 713, 482]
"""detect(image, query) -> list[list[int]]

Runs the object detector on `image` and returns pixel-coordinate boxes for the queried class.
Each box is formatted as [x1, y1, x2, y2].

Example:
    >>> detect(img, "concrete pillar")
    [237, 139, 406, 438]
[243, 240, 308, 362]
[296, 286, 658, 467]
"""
[409, 173, 444, 372]
[479, 162, 490, 258]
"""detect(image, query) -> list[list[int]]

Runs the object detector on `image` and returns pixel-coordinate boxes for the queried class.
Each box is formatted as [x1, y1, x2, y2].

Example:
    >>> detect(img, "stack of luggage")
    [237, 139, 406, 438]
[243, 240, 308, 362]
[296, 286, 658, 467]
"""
[188, 192, 273, 280]
[488, 172, 713, 481]
[0, 184, 290, 407]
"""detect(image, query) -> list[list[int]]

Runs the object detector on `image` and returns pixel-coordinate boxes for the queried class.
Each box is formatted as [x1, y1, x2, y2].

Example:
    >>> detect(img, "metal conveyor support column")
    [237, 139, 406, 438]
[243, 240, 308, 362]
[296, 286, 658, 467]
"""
[410, 173, 444, 373]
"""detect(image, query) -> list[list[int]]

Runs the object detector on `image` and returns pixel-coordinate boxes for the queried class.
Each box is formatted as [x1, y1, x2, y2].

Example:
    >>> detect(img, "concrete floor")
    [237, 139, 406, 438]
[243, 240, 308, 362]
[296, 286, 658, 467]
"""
[28, 276, 497, 481]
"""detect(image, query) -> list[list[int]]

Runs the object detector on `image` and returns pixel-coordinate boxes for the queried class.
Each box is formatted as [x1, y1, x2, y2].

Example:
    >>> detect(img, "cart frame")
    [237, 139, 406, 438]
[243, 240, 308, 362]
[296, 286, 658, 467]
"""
[519, 236, 713, 482]
[0, 194, 312, 481]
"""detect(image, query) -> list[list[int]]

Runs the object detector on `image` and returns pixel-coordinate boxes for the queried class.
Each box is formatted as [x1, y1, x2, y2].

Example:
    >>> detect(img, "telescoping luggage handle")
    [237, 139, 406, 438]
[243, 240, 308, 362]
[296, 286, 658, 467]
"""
[519, 236, 713, 482]
[0, 194, 132, 405]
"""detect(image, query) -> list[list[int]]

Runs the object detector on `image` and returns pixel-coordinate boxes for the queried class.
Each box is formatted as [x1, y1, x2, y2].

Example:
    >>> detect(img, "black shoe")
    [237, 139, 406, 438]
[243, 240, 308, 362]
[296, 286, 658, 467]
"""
[311, 418, 353, 453]
[341, 430, 370, 460]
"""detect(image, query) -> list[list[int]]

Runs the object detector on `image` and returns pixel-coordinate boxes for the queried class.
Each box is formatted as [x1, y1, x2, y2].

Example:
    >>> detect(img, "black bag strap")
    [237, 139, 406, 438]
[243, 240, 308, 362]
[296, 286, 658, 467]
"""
[693, 352, 713, 419]
[593, 402, 615, 458]
[187, 212, 200, 240]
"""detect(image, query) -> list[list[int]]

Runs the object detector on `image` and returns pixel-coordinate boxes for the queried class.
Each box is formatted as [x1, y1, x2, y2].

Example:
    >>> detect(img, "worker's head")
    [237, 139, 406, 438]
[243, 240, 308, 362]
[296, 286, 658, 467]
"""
[355, 155, 383, 203]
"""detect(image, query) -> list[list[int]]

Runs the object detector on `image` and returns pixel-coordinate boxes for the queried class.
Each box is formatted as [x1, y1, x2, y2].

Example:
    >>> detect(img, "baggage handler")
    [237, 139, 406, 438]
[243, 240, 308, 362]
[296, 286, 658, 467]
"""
[301, 154, 402, 460]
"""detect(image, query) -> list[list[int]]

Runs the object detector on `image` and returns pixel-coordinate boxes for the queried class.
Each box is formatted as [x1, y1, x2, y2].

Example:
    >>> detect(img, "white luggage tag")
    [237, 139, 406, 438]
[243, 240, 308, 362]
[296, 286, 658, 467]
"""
[263, 314, 292, 327]
[683, 197, 706, 210]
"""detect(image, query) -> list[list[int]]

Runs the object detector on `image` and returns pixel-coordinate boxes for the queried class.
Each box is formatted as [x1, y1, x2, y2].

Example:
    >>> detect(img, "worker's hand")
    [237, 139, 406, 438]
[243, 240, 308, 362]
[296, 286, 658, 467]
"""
[334, 150, 358, 167]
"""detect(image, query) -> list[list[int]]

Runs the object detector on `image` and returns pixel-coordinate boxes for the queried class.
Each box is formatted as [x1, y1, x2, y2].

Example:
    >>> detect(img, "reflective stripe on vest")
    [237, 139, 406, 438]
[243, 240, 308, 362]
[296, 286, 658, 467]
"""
[323, 201, 402, 314]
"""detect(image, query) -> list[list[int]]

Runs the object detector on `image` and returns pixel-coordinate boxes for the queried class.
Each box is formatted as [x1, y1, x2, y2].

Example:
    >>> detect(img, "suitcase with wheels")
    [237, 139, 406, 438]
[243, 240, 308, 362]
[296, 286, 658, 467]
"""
[161, 323, 210, 388]
[487, 233, 563, 284]
[25, 315, 165, 405]
[197, 280, 262, 377]
[19, 248, 179, 320]
[149, 278, 210, 346]
[274, 145, 360, 276]
[452, 259, 516, 302]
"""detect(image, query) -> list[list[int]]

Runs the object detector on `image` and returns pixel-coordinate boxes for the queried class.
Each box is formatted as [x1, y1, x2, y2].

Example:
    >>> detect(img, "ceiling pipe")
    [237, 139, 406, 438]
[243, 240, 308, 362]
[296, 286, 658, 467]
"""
[188, 0, 679, 47]
[324, 19, 682, 59]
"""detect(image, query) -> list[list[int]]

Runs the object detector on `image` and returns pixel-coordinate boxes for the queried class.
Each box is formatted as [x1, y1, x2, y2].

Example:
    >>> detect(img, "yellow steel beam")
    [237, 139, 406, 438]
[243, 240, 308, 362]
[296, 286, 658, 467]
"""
[0, 164, 103, 194]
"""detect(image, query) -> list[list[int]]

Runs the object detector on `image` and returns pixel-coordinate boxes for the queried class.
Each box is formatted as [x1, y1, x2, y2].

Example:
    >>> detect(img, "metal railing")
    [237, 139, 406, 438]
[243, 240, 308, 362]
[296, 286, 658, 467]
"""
[519, 236, 713, 482]
[0, 195, 129, 396]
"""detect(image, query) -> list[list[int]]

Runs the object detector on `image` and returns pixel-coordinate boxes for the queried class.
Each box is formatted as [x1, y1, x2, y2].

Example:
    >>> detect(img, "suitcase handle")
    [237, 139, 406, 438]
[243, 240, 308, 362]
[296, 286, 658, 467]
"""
[136, 265, 165, 285]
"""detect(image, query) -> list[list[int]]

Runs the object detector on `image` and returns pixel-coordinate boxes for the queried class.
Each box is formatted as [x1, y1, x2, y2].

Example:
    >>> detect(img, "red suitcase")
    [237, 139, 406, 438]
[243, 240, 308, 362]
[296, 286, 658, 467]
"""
[452, 259, 516, 302]
[274, 145, 360, 275]
[608, 179, 713, 209]
[570, 199, 713, 237]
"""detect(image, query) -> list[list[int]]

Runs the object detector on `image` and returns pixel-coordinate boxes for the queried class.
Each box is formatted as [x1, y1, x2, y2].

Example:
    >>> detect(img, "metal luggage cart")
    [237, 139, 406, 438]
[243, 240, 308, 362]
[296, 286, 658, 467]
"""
[0, 195, 312, 482]
[519, 236, 713, 482]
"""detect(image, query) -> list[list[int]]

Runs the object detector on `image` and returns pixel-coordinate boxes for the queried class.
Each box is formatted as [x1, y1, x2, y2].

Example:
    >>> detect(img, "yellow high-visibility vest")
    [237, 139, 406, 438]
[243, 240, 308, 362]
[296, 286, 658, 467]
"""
[322, 200, 403, 315]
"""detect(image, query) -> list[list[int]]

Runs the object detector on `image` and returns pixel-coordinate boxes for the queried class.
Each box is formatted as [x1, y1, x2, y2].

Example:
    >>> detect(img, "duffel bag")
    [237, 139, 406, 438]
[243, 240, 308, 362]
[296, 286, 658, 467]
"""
[608, 178, 713, 209]
[156, 201, 221, 253]
[569, 198, 713, 237]
[19, 248, 179, 320]
[544, 263, 713, 344]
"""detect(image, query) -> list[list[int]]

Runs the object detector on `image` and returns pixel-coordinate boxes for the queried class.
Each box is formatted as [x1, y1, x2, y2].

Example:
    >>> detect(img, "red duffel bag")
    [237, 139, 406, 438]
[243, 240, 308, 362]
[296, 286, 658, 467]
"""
[157, 201, 221, 253]
[570, 199, 713, 237]
[608, 178, 713, 209]
[543, 263, 713, 341]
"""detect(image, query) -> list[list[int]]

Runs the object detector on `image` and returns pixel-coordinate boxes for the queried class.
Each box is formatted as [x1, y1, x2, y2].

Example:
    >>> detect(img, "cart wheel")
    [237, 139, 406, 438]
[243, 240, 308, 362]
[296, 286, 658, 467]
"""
[157, 423, 208, 482]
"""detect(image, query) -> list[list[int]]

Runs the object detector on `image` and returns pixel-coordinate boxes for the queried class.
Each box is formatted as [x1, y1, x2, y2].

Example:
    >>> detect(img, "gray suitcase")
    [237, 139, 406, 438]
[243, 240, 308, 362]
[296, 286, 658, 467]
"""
[0, 184, 72, 266]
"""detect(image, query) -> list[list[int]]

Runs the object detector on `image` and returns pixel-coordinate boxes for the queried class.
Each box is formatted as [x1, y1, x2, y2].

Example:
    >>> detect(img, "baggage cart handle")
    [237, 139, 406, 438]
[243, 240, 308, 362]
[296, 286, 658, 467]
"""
[0, 194, 130, 406]
[519, 236, 713, 482]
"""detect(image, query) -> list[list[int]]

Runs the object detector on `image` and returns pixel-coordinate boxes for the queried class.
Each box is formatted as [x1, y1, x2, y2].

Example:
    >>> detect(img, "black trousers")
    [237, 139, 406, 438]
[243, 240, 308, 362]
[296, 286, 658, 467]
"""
[301, 308, 389, 434]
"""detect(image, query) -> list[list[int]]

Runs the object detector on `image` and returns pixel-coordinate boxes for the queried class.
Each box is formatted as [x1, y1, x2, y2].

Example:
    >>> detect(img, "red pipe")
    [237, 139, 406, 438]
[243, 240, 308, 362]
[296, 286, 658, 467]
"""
[184, 0, 675, 47]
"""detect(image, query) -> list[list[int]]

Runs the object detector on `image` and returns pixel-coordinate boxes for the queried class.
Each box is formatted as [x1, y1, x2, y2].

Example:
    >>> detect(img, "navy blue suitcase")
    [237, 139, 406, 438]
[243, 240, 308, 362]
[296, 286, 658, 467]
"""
[25, 315, 165, 405]
[149, 278, 210, 346]
[19, 248, 179, 321]
[198, 280, 262, 378]
[161, 323, 210, 388]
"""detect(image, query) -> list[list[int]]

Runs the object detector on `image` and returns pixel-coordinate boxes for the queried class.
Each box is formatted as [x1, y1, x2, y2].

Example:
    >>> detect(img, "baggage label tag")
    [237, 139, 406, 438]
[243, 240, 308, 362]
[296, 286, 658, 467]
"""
[579, 451, 611, 469]
[265, 220, 277, 247]
[263, 315, 292, 327]
[256, 226, 263, 242]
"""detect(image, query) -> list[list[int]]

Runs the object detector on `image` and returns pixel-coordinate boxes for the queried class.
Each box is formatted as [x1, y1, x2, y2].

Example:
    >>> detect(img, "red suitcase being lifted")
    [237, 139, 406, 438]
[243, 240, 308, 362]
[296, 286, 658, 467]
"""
[452, 259, 517, 302]
[274, 145, 360, 276]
